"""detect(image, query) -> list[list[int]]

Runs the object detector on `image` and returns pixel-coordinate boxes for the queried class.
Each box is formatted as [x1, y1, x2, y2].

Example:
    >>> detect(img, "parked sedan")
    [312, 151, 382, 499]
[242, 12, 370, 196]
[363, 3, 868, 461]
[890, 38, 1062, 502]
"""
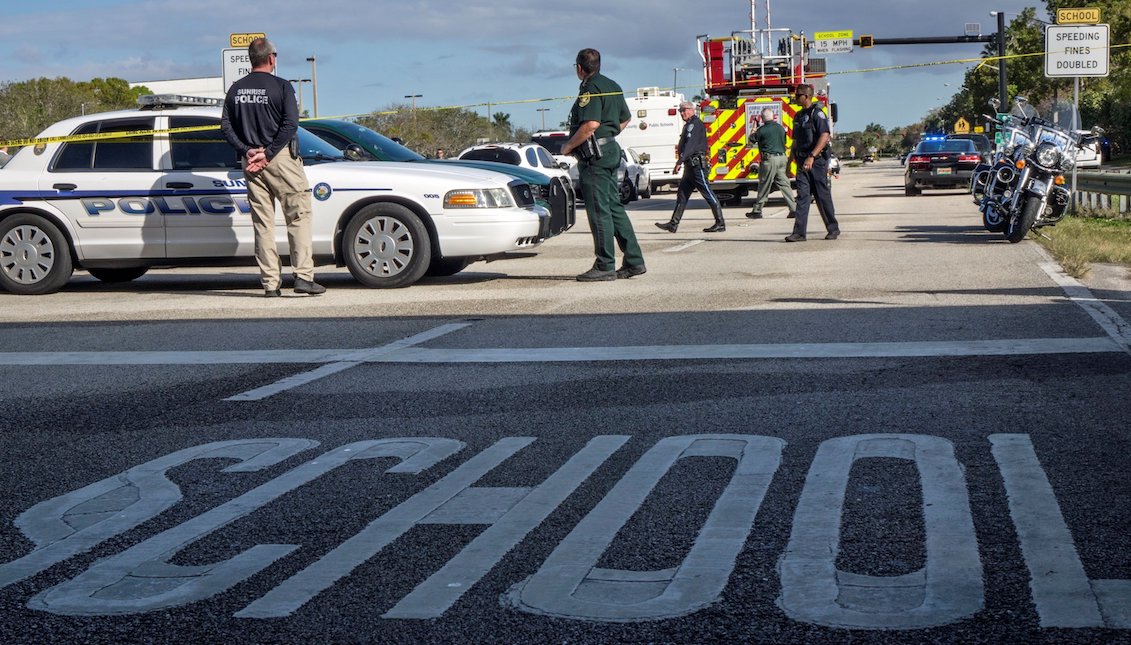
[620, 148, 652, 203]
[904, 137, 982, 196]
[303, 119, 574, 239]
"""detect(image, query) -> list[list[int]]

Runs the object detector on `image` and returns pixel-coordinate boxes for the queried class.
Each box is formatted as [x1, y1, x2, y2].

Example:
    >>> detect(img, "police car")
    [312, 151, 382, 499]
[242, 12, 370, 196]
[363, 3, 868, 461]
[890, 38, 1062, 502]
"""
[0, 95, 554, 295]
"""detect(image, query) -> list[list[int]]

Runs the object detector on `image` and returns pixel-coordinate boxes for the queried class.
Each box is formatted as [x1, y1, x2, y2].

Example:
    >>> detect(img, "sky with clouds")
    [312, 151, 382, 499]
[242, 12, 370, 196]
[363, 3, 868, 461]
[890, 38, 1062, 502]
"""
[0, 0, 1045, 133]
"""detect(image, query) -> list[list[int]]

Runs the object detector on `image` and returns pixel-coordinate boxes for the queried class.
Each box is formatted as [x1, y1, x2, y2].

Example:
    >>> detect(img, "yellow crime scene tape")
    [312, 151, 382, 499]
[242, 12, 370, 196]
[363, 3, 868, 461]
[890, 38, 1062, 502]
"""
[2, 42, 1127, 150]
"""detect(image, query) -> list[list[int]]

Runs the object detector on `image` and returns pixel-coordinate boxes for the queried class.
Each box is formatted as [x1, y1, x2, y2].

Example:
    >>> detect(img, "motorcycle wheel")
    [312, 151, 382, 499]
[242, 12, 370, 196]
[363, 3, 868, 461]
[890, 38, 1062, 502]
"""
[982, 204, 1007, 233]
[1004, 196, 1041, 243]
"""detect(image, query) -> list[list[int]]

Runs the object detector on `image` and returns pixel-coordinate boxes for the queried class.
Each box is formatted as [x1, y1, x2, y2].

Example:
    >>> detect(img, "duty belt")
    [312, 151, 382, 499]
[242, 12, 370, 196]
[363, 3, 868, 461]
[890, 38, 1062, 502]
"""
[595, 137, 613, 146]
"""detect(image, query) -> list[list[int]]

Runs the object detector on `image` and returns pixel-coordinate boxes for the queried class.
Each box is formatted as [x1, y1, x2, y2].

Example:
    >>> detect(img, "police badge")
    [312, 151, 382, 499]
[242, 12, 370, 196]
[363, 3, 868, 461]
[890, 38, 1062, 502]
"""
[578, 92, 591, 108]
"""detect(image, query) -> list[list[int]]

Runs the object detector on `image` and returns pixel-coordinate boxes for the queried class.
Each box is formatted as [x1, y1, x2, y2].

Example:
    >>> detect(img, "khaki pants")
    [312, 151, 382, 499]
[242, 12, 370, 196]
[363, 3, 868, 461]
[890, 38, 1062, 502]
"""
[750, 153, 797, 214]
[244, 149, 314, 290]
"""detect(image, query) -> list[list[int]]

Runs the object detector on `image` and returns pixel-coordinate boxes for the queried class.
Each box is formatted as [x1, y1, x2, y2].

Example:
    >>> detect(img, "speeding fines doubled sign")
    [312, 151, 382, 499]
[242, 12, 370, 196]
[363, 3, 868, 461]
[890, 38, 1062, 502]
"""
[1045, 23, 1109, 78]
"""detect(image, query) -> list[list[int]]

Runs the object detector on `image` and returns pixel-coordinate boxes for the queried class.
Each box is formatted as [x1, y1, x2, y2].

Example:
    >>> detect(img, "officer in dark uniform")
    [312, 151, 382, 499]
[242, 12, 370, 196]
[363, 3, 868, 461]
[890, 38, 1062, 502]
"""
[786, 84, 839, 242]
[561, 48, 645, 282]
[655, 101, 726, 233]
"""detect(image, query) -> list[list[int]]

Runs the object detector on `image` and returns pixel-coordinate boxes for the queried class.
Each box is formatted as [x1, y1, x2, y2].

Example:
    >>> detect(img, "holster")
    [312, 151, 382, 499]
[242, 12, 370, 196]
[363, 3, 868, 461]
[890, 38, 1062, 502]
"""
[574, 134, 603, 162]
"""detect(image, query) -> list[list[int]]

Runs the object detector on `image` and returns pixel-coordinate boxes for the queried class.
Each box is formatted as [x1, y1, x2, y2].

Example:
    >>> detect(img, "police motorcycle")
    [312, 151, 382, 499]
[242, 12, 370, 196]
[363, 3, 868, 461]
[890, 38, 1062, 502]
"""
[970, 96, 1099, 243]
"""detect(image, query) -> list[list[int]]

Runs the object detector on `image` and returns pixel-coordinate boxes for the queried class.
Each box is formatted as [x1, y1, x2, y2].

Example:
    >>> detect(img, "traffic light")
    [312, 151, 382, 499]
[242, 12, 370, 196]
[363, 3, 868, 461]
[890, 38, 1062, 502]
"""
[860, 35, 874, 48]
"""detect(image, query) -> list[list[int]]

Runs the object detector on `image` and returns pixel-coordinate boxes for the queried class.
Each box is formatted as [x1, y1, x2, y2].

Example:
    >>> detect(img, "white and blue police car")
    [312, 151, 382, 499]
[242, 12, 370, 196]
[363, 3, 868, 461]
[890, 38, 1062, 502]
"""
[0, 95, 555, 294]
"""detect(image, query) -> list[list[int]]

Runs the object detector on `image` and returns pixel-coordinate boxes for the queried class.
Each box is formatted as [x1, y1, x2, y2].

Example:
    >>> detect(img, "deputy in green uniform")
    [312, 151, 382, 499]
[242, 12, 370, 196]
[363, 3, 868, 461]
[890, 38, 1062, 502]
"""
[560, 48, 646, 282]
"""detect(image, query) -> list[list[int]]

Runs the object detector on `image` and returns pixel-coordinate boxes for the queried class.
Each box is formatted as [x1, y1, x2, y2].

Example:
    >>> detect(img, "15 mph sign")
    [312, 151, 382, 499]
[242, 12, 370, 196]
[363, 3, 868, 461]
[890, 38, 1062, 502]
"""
[1045, 24, 1109, 77]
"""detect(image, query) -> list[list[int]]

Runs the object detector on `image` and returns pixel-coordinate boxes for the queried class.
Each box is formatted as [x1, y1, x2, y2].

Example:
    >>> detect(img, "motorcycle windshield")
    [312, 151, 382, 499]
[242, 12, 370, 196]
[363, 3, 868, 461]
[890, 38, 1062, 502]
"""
[1044, 100, 1082, 131]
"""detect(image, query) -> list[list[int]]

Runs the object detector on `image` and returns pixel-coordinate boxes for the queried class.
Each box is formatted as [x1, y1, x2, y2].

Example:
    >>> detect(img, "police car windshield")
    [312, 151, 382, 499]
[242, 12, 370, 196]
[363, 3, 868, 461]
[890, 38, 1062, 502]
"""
[340, 124, 425, 162]
[296, 127, 348, 163]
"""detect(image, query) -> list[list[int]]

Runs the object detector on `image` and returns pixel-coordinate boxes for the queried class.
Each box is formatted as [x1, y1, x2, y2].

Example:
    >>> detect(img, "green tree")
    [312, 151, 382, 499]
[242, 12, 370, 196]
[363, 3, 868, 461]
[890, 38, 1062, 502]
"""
[932, 1, 1130, 151]
[0, 77, 149, 141]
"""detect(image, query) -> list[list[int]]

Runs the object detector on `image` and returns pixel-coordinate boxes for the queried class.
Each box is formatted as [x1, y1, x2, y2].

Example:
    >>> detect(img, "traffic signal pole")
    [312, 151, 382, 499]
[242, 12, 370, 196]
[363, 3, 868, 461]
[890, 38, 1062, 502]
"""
[852, 29, 1005, 105]
[996, 11, 1008, 111]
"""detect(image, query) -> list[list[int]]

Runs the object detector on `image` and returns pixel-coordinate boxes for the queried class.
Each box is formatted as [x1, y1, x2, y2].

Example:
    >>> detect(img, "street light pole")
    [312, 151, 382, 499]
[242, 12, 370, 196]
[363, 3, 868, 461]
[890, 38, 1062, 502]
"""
[306, 56, 318, 117]
[405, 94, 422, 147]
[673, 67, 685, 93]
[288, 79, 311, 117]
[536, 107, 550, 130]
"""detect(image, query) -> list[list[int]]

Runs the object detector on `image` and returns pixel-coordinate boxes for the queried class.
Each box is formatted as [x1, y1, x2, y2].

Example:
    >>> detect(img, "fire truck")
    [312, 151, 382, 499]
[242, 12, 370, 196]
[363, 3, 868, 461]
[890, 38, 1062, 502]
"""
[697, 3, 837, 205]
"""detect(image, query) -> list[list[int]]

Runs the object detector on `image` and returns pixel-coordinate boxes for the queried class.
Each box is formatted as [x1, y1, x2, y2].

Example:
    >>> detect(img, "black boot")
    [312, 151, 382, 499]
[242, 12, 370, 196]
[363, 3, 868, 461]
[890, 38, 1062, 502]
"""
[655, 203, 685, 233]
[703, 203, 726, 232]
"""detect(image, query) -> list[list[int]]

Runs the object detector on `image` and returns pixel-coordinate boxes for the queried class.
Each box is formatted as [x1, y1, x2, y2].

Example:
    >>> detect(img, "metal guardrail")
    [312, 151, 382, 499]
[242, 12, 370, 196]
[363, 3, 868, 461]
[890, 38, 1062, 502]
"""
[1073, 169, 1131, 213]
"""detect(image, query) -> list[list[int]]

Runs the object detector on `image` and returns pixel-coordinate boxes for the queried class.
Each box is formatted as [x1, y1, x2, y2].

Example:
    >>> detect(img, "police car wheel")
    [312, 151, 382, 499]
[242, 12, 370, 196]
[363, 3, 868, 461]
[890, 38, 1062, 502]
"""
[87, 267, 149, 283]
[619, 178, 634, 205]
[0, 214, 74, 295]
[343, 203, 432, 288]
[425, 257, 471, 277]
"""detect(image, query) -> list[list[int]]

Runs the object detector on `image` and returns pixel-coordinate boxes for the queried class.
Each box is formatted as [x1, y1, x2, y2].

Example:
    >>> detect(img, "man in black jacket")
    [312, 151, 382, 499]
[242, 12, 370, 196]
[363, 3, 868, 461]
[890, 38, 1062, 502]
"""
[655, 101, 726, 233]
[221, 37, 325, 297]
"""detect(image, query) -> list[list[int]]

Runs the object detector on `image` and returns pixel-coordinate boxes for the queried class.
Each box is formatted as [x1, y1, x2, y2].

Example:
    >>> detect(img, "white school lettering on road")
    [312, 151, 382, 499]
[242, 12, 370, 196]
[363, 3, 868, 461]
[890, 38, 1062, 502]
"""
[3, 433, 1129, 629]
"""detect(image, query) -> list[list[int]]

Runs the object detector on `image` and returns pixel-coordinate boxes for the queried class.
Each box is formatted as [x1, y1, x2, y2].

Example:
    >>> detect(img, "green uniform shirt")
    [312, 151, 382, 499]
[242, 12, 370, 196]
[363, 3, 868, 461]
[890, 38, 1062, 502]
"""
[754, 120, 788, 156]
[569, 72, 630, 169]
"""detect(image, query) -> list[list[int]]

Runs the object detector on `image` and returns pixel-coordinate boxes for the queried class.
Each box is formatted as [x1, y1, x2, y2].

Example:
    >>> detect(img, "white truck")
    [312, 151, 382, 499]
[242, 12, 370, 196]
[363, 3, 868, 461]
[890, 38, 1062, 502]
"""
[616, 87, 686, 193]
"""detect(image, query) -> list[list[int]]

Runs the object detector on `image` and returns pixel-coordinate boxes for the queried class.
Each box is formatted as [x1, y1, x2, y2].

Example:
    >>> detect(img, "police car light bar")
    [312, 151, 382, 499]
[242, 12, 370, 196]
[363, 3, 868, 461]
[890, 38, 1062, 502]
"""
[137, 94, 223, 108]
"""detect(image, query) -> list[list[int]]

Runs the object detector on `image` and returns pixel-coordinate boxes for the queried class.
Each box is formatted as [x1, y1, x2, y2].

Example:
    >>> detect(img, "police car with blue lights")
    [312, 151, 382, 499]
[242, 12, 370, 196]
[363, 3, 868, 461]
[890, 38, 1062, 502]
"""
[0, 95, 559, 295]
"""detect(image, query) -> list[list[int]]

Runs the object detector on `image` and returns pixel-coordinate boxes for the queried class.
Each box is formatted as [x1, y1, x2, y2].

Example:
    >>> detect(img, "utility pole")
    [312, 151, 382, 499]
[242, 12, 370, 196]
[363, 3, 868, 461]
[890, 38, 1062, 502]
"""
[306, 56, 318, 117]
[536, 107, 550, 130]
[405, 94, 422, 146]
[288, 79, 311, 117]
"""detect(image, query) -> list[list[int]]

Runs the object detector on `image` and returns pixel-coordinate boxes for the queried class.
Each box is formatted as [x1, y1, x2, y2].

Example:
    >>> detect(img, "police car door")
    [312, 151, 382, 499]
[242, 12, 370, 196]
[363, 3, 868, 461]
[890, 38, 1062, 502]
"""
[40, 117, 165, 259]
[161, 116, 255, 257]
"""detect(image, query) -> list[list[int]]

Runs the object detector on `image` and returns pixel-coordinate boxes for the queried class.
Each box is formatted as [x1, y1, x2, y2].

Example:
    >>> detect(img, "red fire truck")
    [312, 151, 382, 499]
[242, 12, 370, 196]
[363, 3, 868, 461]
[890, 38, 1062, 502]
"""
[696, 12, 837, 205]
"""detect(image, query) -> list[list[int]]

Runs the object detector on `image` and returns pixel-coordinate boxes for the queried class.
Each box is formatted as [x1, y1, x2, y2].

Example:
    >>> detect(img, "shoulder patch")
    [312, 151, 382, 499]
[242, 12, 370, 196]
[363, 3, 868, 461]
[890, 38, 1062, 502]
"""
[578, 92, 591, 108]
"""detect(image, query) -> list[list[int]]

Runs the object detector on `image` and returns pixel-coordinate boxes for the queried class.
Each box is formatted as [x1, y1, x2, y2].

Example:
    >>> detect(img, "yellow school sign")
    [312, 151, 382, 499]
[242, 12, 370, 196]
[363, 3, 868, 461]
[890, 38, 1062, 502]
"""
[953, 117, 971, 134]
[230, 33, 266, 47]
[1056, 8, 1100, 24]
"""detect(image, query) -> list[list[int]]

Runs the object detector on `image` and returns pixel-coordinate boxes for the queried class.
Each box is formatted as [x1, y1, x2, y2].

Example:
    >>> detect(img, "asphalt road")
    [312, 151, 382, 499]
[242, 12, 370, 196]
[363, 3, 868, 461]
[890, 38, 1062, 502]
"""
[1, 161, 1130, 644]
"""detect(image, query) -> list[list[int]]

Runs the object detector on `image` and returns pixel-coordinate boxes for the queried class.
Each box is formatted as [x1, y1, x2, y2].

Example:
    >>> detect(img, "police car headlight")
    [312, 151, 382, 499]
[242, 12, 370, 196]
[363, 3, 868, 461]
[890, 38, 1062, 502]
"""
[444, 188, 515, 209]
[1035, 142, 1061, 168]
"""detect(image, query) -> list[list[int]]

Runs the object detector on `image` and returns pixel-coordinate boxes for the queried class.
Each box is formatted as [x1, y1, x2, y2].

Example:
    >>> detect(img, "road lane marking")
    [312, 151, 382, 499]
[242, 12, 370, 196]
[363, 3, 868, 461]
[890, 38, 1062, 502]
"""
[0, 337, 1122, 369]
[663, 240, 705, 252]
[1036, 249, 1131, 353]
[223, 322, 471, 401]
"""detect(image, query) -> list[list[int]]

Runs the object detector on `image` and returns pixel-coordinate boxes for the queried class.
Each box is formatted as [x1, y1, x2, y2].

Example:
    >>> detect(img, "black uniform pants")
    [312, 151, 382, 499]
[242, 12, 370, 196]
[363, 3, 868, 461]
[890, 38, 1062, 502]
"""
[791, 156, 839, 237]
[674, 157, 722, 216]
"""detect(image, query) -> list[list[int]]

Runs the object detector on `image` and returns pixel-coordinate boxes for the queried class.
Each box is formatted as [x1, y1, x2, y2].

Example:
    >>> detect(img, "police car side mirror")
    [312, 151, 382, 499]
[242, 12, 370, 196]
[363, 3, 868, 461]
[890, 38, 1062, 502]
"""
[558, 162, 571, 170]
[638, 153, 650, 164]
